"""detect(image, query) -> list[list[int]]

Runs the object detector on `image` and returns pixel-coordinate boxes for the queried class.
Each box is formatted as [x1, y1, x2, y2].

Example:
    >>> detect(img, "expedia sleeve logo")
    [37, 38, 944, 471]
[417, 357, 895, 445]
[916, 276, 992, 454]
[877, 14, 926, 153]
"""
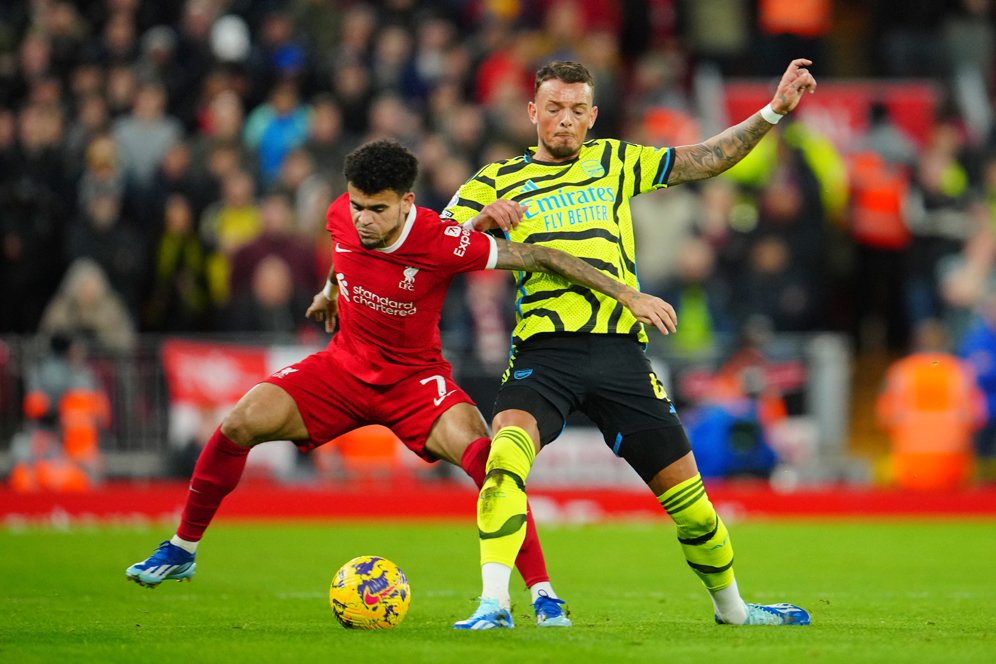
[451, 227, 472, 256]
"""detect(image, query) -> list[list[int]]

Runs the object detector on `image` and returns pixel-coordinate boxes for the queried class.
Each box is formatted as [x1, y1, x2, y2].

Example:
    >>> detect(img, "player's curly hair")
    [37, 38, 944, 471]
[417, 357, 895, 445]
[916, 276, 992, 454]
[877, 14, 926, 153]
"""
[343, 139, 418, 195]
[534, 61, 595, 96]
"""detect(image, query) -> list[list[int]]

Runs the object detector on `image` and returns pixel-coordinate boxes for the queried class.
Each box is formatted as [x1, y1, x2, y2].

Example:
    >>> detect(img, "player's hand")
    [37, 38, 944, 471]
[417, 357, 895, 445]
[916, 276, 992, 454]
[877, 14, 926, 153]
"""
[771, 58, 817, 115]
[621, 291, 677, 336]
[470, 200, 528, 233]
[305, 290, 338, 333]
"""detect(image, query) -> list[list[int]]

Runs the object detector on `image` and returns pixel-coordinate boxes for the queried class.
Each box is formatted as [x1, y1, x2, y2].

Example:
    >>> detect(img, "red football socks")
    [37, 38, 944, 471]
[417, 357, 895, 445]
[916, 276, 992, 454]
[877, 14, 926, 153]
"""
[176, 427, 250, 542]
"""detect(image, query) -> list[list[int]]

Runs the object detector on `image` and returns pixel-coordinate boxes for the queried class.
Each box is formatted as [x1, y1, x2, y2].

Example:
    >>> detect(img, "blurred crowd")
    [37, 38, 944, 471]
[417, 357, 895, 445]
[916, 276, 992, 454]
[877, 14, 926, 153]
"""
[1, 0, 995, 356]
[4, 0, 996, 485]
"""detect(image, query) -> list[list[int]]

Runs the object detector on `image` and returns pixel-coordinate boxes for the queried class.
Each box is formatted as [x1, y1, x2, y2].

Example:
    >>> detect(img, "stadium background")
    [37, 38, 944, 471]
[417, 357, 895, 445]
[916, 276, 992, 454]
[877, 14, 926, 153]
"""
[3, 0, 996, 520]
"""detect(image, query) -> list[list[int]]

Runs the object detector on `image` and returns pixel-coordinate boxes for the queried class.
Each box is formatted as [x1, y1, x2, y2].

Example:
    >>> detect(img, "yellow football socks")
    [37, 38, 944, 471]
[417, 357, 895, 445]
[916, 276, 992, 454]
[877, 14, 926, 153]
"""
[657, 473, 735, 591]
[478, 426, 536, 568]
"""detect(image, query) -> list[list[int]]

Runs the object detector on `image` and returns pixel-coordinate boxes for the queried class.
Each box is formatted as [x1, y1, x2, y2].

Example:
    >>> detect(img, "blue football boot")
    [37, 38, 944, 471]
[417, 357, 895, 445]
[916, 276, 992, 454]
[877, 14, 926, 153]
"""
[717, 602, 810, 626]
[126, 540, 196, 588]
[532, 591, 572, 627]
[453, 598, 515, 630]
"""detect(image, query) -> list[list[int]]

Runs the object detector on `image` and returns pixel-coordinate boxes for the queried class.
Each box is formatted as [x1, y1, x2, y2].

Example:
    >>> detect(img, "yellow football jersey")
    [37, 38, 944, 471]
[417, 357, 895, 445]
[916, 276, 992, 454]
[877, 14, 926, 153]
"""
[443, 138, 674, 347]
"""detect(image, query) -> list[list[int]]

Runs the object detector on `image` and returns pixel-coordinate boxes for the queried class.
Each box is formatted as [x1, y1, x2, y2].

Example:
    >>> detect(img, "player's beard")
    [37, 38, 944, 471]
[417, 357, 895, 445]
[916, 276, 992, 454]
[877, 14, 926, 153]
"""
[541, 135, 581, 160]
[358, 210, 405, 249]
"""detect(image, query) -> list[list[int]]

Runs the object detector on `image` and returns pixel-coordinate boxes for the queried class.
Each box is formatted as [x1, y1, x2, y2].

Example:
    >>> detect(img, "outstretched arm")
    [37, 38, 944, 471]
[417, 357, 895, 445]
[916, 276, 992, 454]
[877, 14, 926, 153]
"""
[668, 58, 817, 185]
[493, 239, 678, 335]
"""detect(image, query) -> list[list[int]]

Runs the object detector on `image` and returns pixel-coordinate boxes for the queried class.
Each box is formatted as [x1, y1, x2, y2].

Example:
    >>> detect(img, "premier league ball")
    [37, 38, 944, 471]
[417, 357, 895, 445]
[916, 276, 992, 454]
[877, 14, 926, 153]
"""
[329, 555, 411, 629]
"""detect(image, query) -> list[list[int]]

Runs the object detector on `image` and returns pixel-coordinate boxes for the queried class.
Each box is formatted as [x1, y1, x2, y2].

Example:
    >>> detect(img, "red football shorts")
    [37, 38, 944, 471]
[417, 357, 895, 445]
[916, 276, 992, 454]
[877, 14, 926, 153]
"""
[261, 349, 475, 460]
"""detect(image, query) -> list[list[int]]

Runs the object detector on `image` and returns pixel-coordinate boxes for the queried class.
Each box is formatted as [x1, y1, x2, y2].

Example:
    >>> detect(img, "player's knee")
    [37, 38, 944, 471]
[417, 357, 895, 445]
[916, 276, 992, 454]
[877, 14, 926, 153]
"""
[664, 484, 719, 537]
[491, 409, 539, 442]
[486, 426, 537, 483]
[615, 427, 691, 484]
[220, 407, 259, 448]
[672, 502, 718, 537]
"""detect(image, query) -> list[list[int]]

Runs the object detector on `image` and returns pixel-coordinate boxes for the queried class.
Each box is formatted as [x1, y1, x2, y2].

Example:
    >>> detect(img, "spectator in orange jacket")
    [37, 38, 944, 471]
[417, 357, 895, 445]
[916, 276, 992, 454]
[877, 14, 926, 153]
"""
[877, 318, 986, 489]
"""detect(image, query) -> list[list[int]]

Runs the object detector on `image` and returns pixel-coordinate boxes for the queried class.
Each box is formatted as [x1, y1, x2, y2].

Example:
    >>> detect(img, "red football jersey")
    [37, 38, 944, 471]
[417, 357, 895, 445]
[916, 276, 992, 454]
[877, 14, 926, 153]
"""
[324, 193, 498, 384]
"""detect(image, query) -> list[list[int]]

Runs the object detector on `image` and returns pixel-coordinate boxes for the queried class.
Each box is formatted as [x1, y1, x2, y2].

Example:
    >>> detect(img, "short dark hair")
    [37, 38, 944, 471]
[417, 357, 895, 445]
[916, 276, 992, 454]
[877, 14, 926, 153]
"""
[534, 61, 595, 97]
[343, 139, 418, 195]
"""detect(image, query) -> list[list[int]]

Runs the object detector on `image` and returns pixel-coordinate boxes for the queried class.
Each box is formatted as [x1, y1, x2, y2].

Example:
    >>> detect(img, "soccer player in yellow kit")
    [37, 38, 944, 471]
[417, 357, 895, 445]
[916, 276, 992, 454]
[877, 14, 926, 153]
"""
[445, 59, 816, 629]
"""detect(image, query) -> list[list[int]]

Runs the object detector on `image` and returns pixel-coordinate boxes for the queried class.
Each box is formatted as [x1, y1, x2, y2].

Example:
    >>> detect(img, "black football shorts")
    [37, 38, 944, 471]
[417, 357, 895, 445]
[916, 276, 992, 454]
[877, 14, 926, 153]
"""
[493, 333, 687, 453]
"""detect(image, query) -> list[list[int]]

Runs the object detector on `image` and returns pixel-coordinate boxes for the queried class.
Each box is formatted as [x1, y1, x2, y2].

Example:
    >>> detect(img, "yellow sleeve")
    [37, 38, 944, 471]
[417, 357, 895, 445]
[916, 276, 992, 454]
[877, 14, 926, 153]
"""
[441, 166, 498, 223]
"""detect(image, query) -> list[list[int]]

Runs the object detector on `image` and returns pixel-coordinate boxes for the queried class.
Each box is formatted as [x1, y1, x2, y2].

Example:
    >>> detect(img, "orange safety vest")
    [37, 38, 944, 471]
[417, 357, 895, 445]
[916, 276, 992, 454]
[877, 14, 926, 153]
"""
[848, 151, 911, 250]
[758, 0, 832, 38]
[59, 389, 111, 463]
[876, 353, 985, 489]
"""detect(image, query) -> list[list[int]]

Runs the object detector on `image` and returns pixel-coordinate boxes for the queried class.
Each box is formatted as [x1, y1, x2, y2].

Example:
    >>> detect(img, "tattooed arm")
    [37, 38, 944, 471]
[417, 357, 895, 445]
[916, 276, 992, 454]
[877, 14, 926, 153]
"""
[493, 238, 678, 335]
[668, 58, 818, 185]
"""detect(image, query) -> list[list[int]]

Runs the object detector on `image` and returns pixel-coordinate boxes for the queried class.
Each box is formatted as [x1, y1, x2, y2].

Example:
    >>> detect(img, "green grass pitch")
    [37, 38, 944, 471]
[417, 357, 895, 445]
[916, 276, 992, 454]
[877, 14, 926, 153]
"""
[1, 519, 994, 663]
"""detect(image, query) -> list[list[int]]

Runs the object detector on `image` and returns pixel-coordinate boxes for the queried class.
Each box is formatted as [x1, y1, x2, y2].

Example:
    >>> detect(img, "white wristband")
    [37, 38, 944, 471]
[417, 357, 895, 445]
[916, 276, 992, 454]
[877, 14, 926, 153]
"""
[760, 103, 785, 125]
[322, 279, 336, 300]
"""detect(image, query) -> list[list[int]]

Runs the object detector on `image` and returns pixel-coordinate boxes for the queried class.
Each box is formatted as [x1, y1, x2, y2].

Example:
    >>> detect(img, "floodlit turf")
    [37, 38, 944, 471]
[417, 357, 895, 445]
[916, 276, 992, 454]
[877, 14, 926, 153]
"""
[2, 519, 994, 663]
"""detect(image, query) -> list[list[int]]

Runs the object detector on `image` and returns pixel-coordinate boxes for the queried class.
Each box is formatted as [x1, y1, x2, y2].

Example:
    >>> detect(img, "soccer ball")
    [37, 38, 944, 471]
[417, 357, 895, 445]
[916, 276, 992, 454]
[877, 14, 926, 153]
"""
[329, 555, 411, 629]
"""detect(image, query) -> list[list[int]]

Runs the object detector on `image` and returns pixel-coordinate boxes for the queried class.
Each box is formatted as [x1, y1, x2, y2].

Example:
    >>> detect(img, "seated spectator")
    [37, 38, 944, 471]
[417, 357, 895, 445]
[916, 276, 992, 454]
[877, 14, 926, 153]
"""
[631, 182, 703, 298]
[301, 94, 352, 192]
[904, 119, 975, 329]
[0, 109, 67, 333]
[111, 80, 183, 192]
[224, 254, 307, 335]
[660, 236, 733, 357]
[144, 193, 211, 332]
[190, 89, 251, 178]
[104, 63, 138, 118]
[243, 80, 309, 185]
[143, 139, 216, 228]
[66, 189, 146, 316]
[38, 257, 136, 354]
[199, 168, 262, 305]
[76, 134, 124, 213]
[63, 92, 111, 179]
[228, 190, 315, 302]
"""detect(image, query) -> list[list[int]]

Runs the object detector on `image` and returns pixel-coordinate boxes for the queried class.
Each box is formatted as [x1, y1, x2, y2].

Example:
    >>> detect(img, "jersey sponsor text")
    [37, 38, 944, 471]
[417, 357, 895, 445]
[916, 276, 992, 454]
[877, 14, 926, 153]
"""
[346, 282, 417, 317]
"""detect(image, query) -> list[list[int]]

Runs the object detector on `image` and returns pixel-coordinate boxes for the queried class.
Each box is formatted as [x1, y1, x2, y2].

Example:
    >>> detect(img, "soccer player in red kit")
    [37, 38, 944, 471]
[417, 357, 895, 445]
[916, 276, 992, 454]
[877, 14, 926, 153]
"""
[126, 139, 676, 626]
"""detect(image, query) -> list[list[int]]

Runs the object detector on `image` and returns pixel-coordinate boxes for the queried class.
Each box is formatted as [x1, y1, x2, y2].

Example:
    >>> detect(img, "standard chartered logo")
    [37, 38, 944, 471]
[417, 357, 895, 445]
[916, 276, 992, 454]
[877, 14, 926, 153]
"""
[348, 283, 417, 317]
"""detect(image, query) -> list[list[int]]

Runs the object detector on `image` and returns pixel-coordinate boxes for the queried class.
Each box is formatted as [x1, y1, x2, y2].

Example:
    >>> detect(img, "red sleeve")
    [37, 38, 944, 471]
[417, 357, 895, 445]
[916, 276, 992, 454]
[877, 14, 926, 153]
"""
[430, 216, 498, 273]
